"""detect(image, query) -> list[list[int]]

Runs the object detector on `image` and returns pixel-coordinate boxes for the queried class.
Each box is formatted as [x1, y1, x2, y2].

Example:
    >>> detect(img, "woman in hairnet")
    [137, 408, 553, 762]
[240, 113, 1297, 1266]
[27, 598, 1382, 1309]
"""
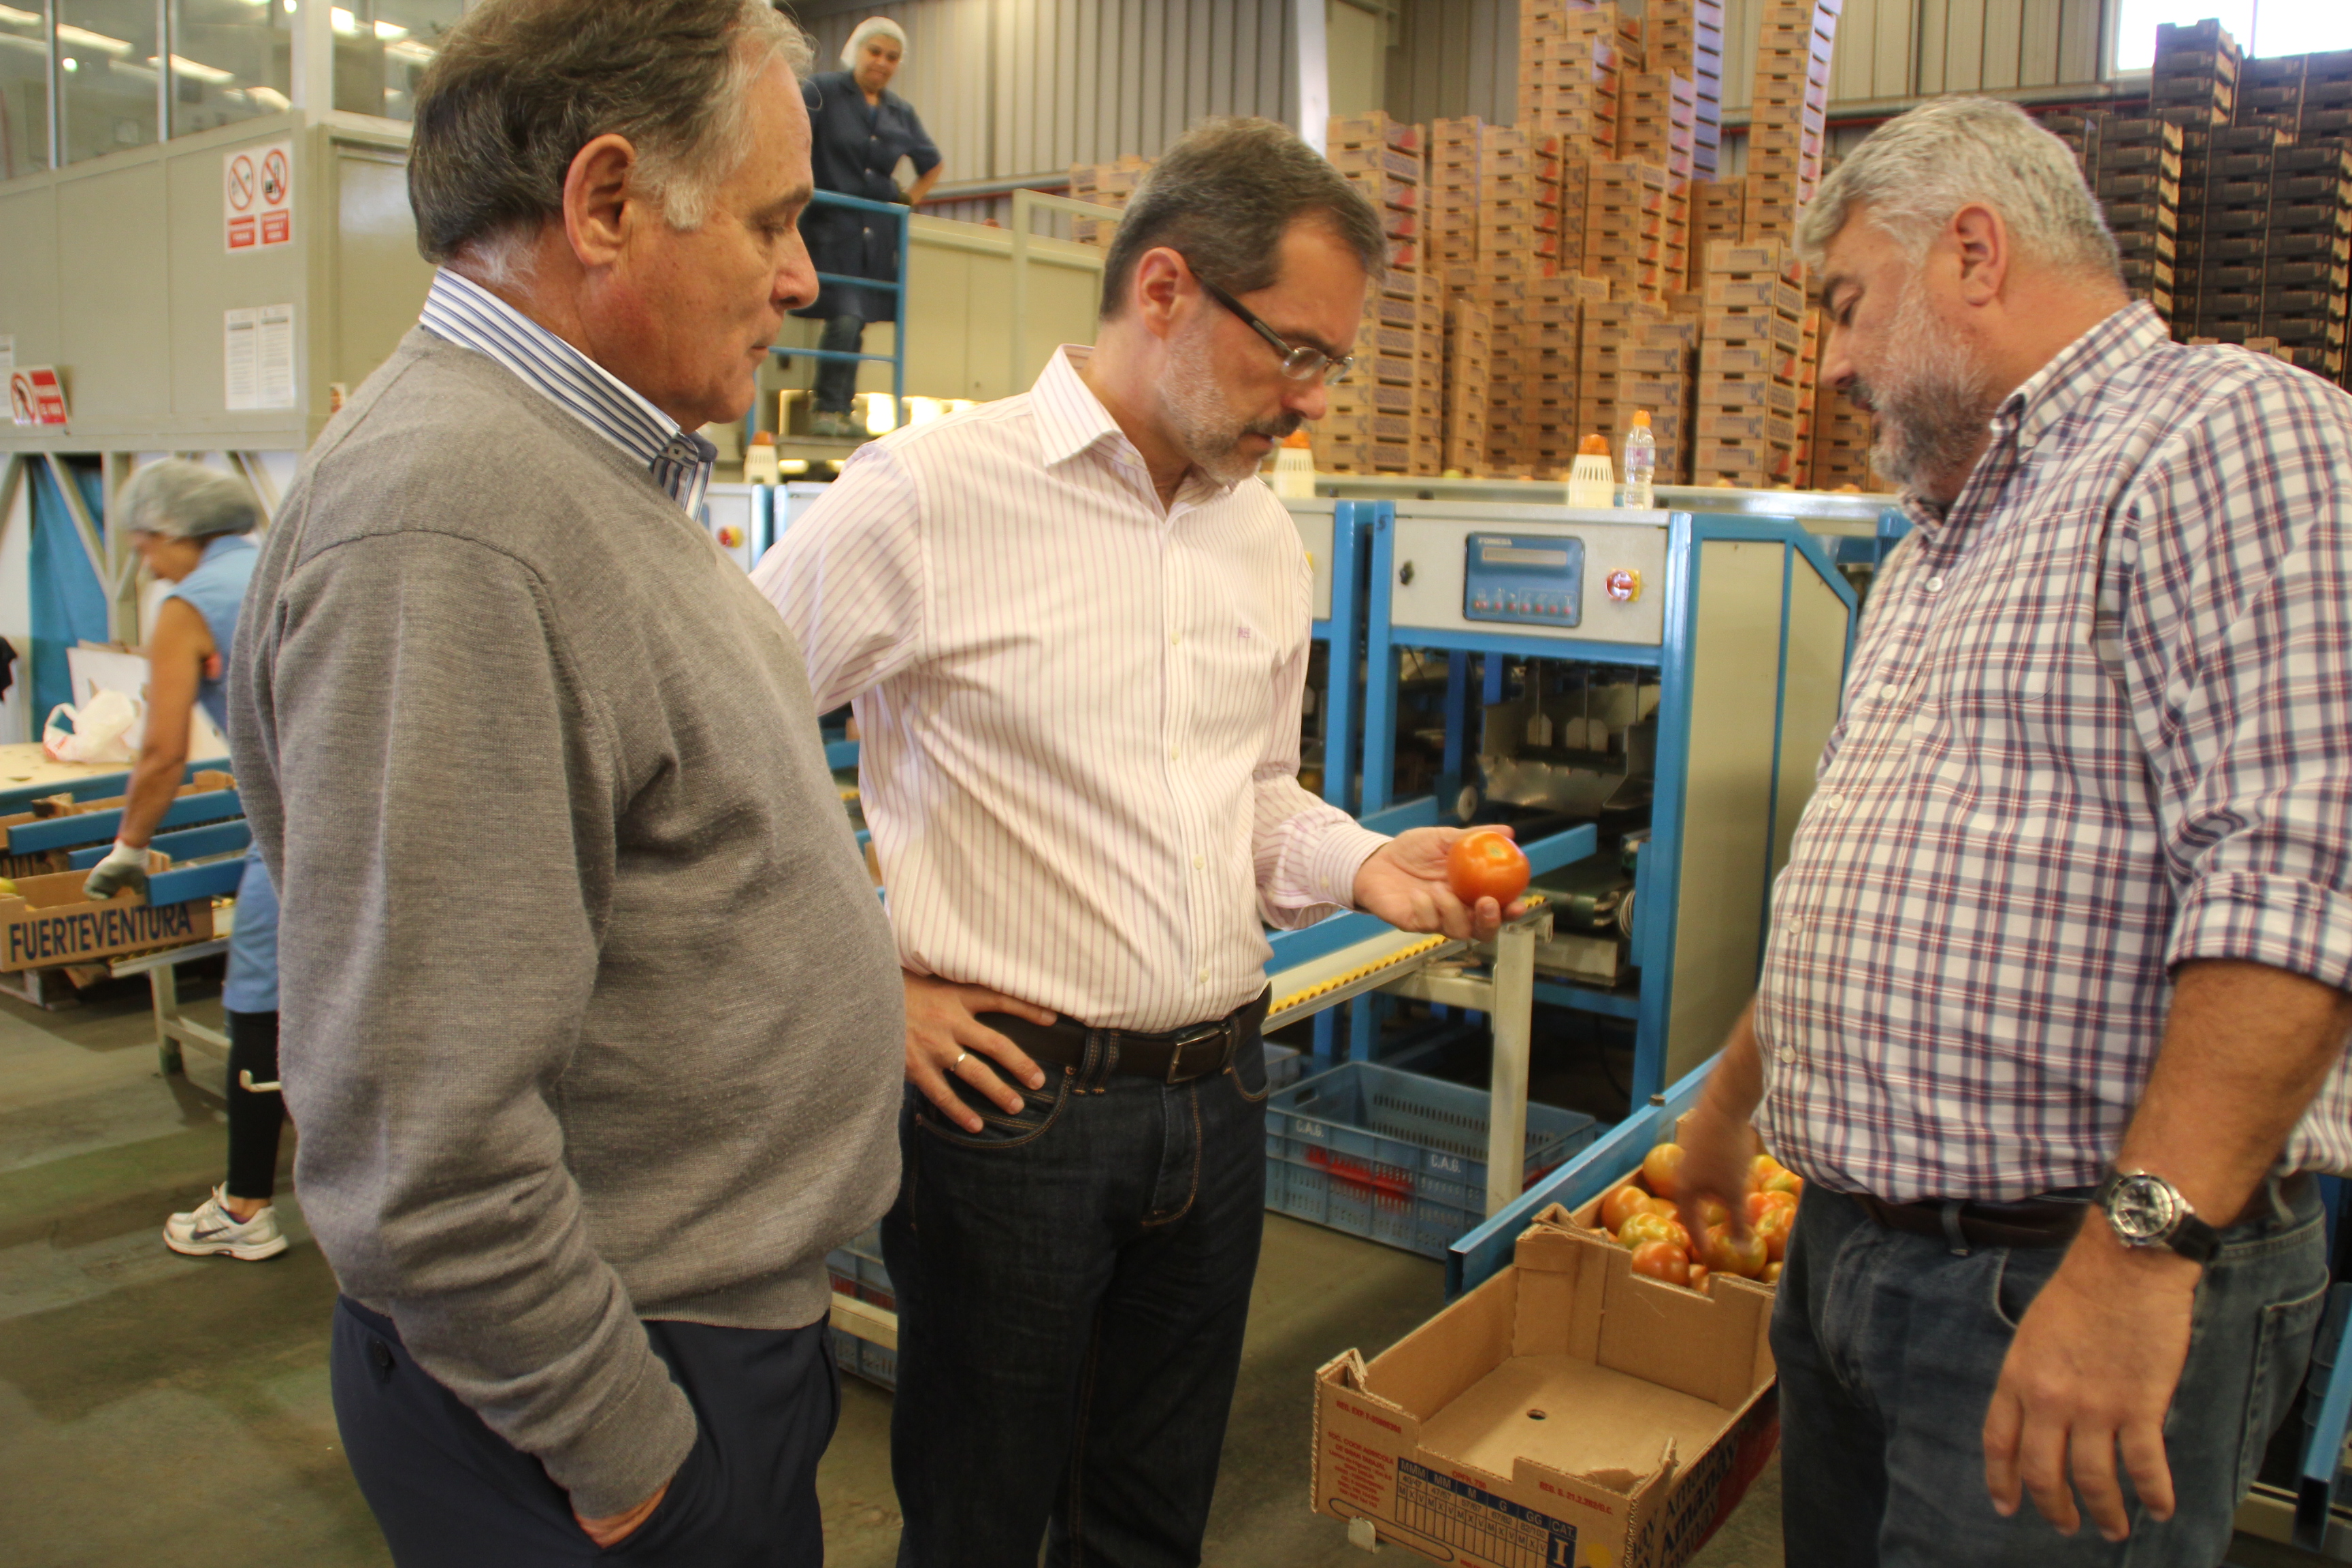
[797, 16, 943, 438]
[84, 461, 287, 1262]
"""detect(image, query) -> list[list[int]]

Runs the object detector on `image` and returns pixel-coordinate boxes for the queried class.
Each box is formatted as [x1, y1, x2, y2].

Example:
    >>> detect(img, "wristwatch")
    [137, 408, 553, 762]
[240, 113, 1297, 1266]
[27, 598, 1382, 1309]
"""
[2095, 1169, 2221, 1264]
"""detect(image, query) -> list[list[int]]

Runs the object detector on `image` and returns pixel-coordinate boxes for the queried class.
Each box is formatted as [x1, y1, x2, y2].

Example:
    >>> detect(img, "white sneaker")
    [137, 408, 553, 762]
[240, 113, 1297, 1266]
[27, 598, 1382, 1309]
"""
[164, 1186, 289, 1260]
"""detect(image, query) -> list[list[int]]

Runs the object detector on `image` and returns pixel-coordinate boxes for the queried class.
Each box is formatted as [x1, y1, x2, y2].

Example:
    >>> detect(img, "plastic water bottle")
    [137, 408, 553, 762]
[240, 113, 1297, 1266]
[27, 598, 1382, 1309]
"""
[1622, 410, 1656, 508]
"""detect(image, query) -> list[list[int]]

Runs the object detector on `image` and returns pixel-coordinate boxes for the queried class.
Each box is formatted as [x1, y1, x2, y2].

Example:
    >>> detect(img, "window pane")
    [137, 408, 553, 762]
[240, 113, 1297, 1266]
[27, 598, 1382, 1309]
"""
[0, 1, 50, 178]
[170, 0, 292, 137]
[2251, 0, 2352, 56]
[59, 0, 157, 162]
[330, 0, 456, 122]
[2112, 0, 2256, 70]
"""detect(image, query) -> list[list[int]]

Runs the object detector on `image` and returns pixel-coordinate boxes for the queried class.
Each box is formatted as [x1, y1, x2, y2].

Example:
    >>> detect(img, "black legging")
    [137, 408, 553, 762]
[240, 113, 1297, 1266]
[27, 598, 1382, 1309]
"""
[816, 314, 866, 413]
[225, 1009, 287, 1203]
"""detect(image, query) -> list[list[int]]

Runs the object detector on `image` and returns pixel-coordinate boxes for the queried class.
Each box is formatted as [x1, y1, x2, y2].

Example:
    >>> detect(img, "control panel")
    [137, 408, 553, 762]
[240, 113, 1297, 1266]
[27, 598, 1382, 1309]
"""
[1464, 534, 1584, 627]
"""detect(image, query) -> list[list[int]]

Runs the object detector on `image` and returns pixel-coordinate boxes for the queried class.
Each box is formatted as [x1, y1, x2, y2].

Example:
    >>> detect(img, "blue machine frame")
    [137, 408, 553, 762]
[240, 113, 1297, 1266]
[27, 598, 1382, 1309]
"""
[1341, 500, 1857, 1294]
[764, 188, 911, 438]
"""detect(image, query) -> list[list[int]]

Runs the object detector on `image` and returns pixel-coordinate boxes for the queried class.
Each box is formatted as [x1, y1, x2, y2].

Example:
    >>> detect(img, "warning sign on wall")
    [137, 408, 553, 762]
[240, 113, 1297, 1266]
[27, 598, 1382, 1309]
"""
[8, 366, 68, 427]
[225, 140, 294, 253]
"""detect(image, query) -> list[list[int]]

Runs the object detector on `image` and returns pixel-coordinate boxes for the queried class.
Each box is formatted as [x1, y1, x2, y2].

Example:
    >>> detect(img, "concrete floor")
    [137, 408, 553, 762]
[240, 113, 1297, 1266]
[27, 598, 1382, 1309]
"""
[0, 977, 1785, 1567]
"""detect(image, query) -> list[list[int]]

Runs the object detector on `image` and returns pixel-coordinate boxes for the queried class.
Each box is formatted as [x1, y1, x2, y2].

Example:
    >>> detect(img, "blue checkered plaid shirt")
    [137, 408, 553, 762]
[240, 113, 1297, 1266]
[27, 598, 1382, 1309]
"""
[1756, 302, 2352, 1200]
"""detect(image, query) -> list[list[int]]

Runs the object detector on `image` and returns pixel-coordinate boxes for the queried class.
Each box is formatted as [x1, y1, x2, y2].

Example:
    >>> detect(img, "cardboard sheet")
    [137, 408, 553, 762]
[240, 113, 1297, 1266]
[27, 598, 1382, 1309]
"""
[1420, 1354, 1719, 1490]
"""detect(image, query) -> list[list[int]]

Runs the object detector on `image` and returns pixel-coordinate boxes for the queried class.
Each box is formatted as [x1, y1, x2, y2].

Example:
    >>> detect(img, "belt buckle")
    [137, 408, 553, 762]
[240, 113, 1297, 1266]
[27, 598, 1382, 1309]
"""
[1166, 1022, 1226, 1084]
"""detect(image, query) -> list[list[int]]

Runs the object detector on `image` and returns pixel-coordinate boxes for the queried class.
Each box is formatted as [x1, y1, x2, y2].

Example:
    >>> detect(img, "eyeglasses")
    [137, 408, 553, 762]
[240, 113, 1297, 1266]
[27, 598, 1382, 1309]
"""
[1193, 273, 1355, 384]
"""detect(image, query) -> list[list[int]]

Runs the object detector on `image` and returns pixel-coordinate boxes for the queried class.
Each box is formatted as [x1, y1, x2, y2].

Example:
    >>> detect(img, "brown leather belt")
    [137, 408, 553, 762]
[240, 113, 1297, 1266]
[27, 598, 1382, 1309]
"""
[982, 990, 1269, 1087]
[1854, 1172, 2312, 1252]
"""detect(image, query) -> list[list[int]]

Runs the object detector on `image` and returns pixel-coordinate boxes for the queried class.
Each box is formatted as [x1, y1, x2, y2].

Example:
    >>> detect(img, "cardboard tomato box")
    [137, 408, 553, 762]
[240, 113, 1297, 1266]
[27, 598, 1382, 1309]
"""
[0, 860, 210, 971]
[1313, 1220, 1778, 1568]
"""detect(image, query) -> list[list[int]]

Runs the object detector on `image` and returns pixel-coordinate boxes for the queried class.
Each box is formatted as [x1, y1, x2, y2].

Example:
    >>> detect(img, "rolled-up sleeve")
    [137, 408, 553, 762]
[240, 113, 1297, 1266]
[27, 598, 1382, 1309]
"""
[2138, 373, 2352, 993]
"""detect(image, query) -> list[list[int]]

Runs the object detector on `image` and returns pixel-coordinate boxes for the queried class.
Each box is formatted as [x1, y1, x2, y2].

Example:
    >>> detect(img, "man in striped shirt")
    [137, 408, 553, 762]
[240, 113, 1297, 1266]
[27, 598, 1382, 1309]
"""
[756, 118, 1519, 1566]
[1673, 98, 2352, 1565]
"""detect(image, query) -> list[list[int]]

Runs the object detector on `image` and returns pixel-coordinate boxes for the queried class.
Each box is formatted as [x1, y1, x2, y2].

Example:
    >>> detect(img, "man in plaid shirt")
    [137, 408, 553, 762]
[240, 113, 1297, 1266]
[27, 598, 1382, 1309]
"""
[1677, 97, 2352, 1564]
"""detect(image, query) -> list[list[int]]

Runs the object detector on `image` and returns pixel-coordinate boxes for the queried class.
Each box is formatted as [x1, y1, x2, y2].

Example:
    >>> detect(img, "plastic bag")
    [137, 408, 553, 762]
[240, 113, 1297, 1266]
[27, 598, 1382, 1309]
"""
[43, 687, 144, 764]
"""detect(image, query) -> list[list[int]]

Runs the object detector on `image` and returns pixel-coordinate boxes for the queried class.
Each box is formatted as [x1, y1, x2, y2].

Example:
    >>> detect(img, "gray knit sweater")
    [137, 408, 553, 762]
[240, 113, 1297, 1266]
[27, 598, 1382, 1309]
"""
[230, 327, 903, 1517]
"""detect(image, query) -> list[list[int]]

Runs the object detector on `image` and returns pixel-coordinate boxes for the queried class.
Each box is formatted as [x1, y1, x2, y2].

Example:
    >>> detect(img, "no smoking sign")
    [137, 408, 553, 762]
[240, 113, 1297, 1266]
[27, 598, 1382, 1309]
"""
[225, 139, 294, 252]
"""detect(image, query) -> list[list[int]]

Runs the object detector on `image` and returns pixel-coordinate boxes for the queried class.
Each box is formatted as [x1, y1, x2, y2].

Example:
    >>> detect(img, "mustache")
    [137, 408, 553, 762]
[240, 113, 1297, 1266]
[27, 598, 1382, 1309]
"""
[1243, 412, 1304, 442]
[1844, 380, 1878, 414]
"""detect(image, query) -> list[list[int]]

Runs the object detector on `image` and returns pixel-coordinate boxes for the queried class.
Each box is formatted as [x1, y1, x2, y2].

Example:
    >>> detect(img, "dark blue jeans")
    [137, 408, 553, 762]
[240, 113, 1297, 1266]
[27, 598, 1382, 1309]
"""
[815, 316, 864, 414]
[1775, 1179, 2328, 1566]
[882, 1021, 1273, 1567]
[331, 1298, 837, 1566]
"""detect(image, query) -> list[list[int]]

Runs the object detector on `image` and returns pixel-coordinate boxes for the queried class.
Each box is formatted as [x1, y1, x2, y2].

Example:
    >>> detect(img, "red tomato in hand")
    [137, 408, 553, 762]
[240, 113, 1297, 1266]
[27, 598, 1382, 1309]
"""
[1446, 829, 1530, 905]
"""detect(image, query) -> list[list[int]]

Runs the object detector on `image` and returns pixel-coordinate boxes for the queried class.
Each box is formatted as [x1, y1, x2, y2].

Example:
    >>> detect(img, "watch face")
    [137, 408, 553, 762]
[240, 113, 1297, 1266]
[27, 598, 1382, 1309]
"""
[2108, 1173, 2181, 1243]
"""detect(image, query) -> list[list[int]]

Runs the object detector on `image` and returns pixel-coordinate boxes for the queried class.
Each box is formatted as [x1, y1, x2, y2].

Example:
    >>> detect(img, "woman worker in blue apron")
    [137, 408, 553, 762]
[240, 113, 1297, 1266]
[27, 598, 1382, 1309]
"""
[798, 16, 943, 438]
[83, 461, 286, 1261]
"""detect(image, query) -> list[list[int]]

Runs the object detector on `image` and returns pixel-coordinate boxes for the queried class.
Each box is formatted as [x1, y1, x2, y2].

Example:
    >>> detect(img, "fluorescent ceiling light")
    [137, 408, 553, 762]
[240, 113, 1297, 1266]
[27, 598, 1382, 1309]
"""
[385, 39, 435, 65]
[373, 19, 404, 38]
[246, 85, 290, 110]
[0, 5, 42, 25]
[330, 6, 356, 33]
[157, 54, 236, 84]
[56, 24, 135, 56]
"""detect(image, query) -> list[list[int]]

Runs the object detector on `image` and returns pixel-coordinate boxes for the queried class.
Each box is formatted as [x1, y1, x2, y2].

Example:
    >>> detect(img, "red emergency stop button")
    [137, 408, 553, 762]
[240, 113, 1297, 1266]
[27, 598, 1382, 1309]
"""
[717, 525, 745, 549]
[1605, 568, 1642, 603]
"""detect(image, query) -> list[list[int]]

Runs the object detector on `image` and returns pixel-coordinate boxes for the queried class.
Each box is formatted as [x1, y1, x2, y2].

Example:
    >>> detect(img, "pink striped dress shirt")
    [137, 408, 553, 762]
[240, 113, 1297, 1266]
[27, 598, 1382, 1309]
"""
[753, 346, 1390, 1030]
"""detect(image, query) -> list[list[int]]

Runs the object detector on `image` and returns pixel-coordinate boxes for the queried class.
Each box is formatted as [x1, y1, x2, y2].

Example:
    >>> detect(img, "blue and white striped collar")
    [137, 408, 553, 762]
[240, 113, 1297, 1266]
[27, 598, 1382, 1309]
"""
[419, 268, 717, 516]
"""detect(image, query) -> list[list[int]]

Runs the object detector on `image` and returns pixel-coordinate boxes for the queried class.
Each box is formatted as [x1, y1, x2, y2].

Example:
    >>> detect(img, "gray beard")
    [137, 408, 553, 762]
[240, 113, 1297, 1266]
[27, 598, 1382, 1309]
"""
[1163, 328, 1303, 486]
[1851, 283, 1997, 495]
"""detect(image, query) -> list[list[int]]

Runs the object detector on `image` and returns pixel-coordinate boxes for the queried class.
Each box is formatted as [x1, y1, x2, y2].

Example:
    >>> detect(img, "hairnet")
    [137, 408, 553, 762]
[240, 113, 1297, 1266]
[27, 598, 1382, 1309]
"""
[841, 16, 906, 68]
[116, 459, 261, 541]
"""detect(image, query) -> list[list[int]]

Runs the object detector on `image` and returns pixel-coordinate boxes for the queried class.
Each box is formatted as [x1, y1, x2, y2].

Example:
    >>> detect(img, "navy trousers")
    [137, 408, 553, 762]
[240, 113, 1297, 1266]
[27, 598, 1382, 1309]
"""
[331, 1297, 838, 1566]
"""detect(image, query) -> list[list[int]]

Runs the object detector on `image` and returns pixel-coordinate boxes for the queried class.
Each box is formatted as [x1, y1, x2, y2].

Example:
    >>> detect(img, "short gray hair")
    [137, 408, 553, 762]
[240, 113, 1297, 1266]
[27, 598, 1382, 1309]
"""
[1798, 97, 2121, 281]
[409, 0, 811, 282]
[118, 461, 259, 541]
[1101, 118, 1389, 318]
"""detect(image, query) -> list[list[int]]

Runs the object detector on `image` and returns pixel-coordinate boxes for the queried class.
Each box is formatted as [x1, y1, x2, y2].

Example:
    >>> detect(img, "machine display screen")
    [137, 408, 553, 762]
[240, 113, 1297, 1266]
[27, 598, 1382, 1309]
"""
[1463, 534, 1585, 627]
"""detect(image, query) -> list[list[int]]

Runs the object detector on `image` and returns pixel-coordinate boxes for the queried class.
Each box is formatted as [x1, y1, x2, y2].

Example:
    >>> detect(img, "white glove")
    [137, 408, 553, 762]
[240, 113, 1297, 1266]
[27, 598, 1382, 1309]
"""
[84, 839, 150, 901]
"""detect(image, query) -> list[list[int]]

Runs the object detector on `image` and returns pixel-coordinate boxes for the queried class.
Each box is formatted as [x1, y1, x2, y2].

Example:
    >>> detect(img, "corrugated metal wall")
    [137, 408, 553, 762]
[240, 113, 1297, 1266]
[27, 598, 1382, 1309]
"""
[1381, 0, 2109, 128]
[797, 0, 1298, 182]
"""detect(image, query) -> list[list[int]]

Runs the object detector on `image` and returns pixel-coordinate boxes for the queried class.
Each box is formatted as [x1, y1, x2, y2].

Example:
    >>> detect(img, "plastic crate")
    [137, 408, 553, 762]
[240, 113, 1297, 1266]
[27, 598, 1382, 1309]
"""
[1263, 1042, 1309, 1090]
[1263, 1062, 1600, 1259]
[823, 1226, 898, 1392]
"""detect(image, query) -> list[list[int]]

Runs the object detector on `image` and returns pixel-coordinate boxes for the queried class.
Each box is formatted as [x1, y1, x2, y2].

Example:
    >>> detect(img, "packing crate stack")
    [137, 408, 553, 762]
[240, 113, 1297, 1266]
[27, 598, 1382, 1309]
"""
[1064, 156, 1152, 249]
[2043, 112, 2182, 328]
[1322, 113, 1446, 474]
[1742, 0, 1839, 243]
[1575, 297, 1666, 473]
[1492, 274, 1606, 475]
[1620, 73, 1699, 291]
[2142, 19, 2352, 382]
[1692, 240, 1806, 487]
[1811, 379, 1881, 489]
[1649, 0, 1727, 182]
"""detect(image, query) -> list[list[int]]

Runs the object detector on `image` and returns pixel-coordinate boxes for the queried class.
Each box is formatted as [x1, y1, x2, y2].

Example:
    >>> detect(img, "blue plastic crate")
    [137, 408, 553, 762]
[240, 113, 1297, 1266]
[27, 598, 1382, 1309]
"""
[1263, 1042, 1308, 1090]
[824, 1225, 898, 1392]
[1263, 1062, 1600, 1259]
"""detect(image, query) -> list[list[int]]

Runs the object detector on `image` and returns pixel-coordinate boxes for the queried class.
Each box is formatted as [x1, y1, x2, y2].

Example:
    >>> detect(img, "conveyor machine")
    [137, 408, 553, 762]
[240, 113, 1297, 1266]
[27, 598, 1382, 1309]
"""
[1359, 498, 1856, 1107]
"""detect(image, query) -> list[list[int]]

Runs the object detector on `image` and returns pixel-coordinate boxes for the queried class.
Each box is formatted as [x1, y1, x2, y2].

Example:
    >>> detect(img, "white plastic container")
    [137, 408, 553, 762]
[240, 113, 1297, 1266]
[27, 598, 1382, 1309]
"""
[1621, 410, 1656, 509]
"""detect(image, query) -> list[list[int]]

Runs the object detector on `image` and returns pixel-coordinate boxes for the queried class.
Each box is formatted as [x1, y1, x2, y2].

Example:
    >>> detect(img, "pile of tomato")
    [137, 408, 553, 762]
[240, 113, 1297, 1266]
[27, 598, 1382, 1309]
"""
[1591, 1142, 1804, 1294]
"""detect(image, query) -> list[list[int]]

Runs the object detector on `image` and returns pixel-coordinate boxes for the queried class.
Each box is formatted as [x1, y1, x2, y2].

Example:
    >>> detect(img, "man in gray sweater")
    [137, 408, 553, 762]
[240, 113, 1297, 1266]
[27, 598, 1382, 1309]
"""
[227, 3, 902, 1563]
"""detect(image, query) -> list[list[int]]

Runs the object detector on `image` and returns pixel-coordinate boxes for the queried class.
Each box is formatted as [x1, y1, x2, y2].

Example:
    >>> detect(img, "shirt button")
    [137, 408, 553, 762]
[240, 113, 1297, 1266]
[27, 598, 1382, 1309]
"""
[1196, 966, 1210, 983]
[1815, 791, 1841, 811]
[1778, 1046, 1798, 1065]
[1169, 631, 1180, 647]
[1926, 575, 1945, 593]
[1784, 916, 1803, 935]
[1169, 746, 1180, 761]
[1878, 683, 1899, 702]
[1192, 853, 1205, 869]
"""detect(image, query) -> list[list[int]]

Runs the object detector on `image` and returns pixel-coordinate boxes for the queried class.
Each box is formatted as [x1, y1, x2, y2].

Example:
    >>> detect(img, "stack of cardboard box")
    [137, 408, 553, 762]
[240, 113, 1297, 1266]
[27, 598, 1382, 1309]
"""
[1518, 2, 1629, 161]
[1577, 298, 1667, 468]
[1505, 274, 1610, 474]
[1693, 240, 1806, 487]
[1810, 380, 1879, 489]
[1064, 156, 1152, 249]
[1791, 306, 1822, 485]
[1650, 0, 1729, 180]
[1742, 0, 1838, 242]
[1621, 73, 1699, 292]
[1445, 299, 1494, 473]
[1586, 159, 1673, 304]
[1317, 113, 1443, 475]
[1428, 116, 1494, 290]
